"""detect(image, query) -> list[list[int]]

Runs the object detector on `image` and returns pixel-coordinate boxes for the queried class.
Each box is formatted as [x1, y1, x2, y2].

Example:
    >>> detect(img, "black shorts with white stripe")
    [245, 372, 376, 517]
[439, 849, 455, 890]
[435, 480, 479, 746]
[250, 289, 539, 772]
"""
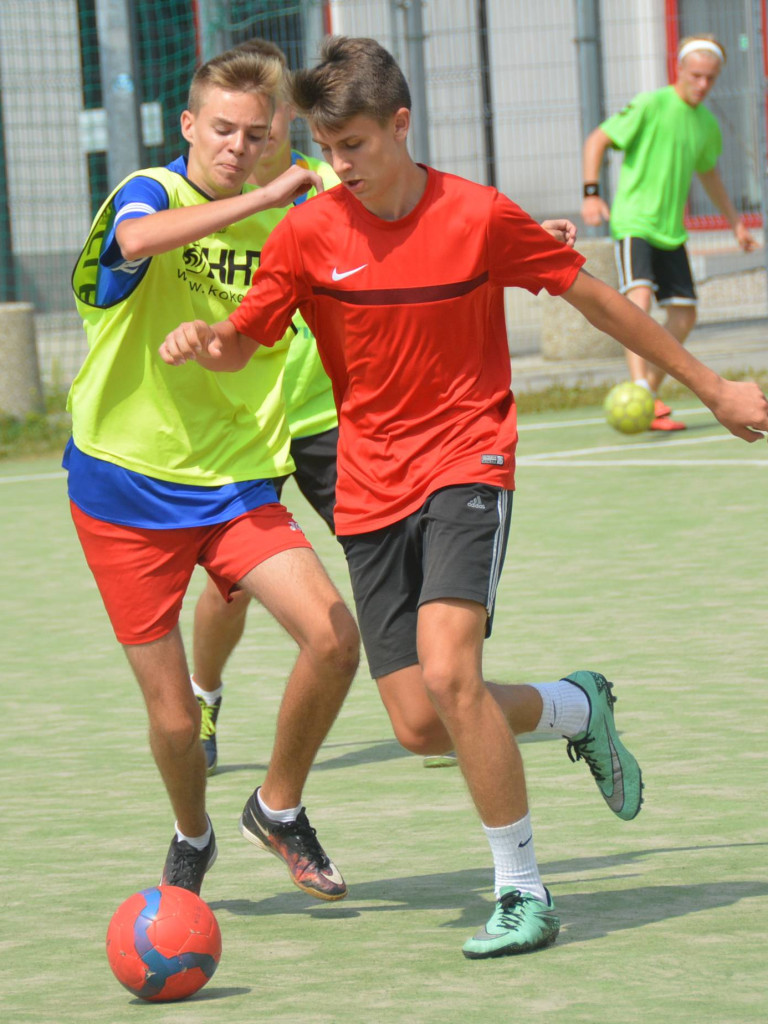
[614, 236, 696, 306]
[339, 483, 512, 678]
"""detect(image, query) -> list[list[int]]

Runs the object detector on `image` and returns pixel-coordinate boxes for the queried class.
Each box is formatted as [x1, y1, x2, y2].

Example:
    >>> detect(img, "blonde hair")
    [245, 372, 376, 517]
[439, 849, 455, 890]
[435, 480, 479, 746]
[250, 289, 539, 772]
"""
[187, 49, 285, 115]
[234, 37, 289, 69]
[677, 34, 726, 65]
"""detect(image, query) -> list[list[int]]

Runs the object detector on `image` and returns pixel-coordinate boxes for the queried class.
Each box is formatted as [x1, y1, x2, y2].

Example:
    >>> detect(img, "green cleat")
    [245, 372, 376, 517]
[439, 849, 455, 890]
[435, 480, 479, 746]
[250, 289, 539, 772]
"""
[564, 670, 643, 820]
[462, 887, 560, 959]
[197, 694, 221, 776]
[423, 752, 458, 768]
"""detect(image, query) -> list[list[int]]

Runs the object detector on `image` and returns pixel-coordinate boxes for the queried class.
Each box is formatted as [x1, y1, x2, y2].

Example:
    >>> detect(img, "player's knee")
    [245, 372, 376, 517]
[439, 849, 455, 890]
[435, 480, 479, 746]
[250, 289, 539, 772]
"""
[390, 713, 449, 755]
[668, 304, 696, 335]
[224, 588, 251, 615]
[420, 660, 465, 708]
[150, 710, 201, 758]
[201, 581, 249, 620]
[308, 609, 360, 680]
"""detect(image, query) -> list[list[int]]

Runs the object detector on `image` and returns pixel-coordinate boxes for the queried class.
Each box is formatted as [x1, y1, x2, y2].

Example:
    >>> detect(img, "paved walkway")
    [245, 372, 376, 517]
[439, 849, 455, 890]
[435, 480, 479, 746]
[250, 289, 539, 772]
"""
[511, 318, 768, 394]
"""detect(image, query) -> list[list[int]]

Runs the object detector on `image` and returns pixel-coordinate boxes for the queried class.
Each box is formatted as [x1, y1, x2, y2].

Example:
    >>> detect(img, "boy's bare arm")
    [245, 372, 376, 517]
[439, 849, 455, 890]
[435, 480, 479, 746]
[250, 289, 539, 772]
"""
[563, 270, 768, 441]
[697, 167, 758, 252]
[116, 163, 324, 260]
[159, 318, 258, 371]
[581, 127, 613, 227]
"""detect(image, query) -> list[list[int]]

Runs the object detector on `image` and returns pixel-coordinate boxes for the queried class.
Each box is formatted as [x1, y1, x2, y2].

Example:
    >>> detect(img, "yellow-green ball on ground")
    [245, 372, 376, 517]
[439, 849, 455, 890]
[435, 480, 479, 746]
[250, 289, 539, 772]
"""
[604, 381, 655, 434]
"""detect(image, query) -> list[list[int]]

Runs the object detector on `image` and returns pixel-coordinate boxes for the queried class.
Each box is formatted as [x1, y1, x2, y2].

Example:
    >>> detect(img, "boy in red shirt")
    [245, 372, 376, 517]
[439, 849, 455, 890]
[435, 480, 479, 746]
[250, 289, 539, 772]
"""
[162, 37, 768, 958]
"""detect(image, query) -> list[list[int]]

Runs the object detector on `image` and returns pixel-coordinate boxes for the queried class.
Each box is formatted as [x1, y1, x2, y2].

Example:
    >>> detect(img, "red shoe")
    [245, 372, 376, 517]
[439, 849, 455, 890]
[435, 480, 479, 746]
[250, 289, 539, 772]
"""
[654, 399, 672, 418]
[650, 416, 686, 431]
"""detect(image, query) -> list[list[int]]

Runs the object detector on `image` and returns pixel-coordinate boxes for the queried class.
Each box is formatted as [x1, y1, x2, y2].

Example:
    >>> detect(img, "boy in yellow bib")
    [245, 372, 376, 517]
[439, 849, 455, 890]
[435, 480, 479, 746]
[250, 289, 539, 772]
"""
[67, 48, 359, 901]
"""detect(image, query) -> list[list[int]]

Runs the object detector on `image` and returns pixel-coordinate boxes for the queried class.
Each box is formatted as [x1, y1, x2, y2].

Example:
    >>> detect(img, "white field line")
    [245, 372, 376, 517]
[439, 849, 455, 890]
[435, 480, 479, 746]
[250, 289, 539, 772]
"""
[519, 458, 767, 467]
[0, 471, 66, 484]
[520, 406, 713, 431]
[520, 428, 767, 467]
[520, 432, 735, 462]
[1, 407, 764, 482]
[520, 407, 767, 465]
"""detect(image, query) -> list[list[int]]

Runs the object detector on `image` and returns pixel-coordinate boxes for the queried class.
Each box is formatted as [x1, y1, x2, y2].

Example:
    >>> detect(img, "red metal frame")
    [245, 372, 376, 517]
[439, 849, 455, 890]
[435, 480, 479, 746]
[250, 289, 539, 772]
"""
[667, 0, 766, 230]
[191, 0, 204, 63]
[322, 1, 333, 35]
[665, 0, 680, 82]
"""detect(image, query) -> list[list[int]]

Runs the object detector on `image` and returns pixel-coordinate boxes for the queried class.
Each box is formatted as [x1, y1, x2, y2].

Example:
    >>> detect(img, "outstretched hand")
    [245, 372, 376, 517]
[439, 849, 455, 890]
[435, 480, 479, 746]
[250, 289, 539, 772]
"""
[581, 195, 611, 228]
[710, 378, 768, 442]
[160, 320, 220, 366]
[734, 221, 759, 253]
[260, 163, 324, 208]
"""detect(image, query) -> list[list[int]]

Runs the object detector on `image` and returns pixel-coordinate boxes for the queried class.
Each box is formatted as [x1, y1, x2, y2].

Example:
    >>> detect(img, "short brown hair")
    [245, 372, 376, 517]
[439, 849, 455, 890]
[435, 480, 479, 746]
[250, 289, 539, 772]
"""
[290, 36, 411, 131]
[187, 48, 285, 114]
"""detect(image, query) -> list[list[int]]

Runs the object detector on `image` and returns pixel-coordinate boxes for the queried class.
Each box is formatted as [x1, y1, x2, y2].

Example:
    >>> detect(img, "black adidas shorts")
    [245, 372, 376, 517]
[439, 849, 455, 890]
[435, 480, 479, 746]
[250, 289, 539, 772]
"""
[274, 427, 338, 533]
[614, 236, 696, 306]
[339, 483, 513, 679]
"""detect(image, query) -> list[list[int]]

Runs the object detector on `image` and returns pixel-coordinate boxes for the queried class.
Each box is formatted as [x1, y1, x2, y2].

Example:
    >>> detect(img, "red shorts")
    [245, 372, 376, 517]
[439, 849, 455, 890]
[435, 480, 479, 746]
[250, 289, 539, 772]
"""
[70, 501, 312, 645]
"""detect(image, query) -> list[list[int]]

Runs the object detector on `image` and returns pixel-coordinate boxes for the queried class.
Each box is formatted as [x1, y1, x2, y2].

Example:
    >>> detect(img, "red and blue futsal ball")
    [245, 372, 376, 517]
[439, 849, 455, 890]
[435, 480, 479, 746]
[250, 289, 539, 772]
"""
[603, 380, 655, 434]
[106, 885, 221, 1001]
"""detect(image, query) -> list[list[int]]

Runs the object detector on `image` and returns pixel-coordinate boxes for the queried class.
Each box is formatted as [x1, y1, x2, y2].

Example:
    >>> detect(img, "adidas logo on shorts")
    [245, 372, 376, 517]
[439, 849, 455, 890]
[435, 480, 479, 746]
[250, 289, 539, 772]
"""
[466, 495, 487, 511]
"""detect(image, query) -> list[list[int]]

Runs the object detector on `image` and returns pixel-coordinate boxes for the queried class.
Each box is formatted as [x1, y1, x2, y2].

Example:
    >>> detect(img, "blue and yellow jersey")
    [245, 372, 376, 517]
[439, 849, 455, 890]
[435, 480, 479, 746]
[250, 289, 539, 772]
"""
[68, 157, 294, 526]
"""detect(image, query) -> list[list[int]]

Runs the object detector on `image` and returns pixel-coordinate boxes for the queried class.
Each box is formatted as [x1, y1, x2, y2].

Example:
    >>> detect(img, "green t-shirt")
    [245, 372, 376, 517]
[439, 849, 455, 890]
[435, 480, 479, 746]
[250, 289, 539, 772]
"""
[601, 85, 722, 249]
[255, 152, 340, 439]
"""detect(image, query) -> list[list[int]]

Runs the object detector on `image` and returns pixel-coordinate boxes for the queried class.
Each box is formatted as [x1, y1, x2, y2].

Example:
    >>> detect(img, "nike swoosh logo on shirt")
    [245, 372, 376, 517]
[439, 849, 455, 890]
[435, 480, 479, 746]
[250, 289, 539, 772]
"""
[332, 264, 368, 281]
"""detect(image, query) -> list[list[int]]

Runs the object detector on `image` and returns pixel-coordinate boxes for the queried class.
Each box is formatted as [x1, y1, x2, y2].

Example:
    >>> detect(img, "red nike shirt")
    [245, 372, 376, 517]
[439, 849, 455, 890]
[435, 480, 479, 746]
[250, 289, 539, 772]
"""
[231, 167, 584, 534]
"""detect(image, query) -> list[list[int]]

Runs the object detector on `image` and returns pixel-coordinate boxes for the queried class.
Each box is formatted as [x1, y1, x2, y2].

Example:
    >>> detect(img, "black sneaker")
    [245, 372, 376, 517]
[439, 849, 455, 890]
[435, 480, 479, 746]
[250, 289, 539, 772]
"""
[160, 820, 218, 895]
[197, 694, 222, 776]
[239, 788, 347, 901]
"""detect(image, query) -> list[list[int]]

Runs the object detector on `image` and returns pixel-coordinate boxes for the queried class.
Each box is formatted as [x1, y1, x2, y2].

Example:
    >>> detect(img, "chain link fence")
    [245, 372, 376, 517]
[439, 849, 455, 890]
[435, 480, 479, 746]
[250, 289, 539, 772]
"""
[0, 0, 765, 392]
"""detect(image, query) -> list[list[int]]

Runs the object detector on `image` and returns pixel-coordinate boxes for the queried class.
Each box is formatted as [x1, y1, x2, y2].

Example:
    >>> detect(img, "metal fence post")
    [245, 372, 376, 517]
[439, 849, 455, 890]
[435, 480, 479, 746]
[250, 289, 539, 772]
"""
[574, 0, 608, 237]
[477, 0, 496, 188]
[197, 0, 233, 63]
[750, 0, 768, 306]
[403, 0, 431, 165]
[94, 0, 145, 190]
[0, 76, 15, 302]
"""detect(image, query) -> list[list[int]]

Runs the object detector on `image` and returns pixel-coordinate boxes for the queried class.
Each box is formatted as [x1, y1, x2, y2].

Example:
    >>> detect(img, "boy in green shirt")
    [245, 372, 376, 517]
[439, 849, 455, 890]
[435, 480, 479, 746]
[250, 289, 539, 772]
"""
[582, 34, 757, 430]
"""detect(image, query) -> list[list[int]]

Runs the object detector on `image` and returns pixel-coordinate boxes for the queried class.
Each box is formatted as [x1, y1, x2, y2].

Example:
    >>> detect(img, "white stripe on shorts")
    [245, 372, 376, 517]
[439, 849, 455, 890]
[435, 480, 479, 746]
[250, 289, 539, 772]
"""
[486, 489, 508, 616]
[614, 237, 653, 295]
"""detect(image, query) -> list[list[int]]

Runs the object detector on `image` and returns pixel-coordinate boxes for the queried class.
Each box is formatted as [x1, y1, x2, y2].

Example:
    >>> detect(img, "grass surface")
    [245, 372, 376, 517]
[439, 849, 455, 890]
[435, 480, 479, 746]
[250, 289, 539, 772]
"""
[2, 401, 766, 1023]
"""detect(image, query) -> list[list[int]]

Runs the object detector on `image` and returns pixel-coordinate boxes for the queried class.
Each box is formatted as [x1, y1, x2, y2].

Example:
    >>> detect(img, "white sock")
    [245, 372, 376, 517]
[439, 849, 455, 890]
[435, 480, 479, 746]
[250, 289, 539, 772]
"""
[191, 676, 223, 704]
[482, 812, 546, 902]
[175, 817, 212, 850]
[257, 789, 303, 823]
[635, 378, 651, 393]
[530, 679, 589, 737]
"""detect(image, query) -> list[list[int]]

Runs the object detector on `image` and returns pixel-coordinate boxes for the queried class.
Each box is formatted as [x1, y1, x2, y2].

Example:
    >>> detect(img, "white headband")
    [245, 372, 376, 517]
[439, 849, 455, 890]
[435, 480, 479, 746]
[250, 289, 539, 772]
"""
[678, 39, 724, 64]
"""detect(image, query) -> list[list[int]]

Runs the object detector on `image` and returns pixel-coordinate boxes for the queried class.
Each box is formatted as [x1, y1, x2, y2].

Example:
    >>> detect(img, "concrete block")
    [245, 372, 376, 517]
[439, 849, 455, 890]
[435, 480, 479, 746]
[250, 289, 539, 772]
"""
[540, 237, 624, 361]
[0, 302, 45, 417]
